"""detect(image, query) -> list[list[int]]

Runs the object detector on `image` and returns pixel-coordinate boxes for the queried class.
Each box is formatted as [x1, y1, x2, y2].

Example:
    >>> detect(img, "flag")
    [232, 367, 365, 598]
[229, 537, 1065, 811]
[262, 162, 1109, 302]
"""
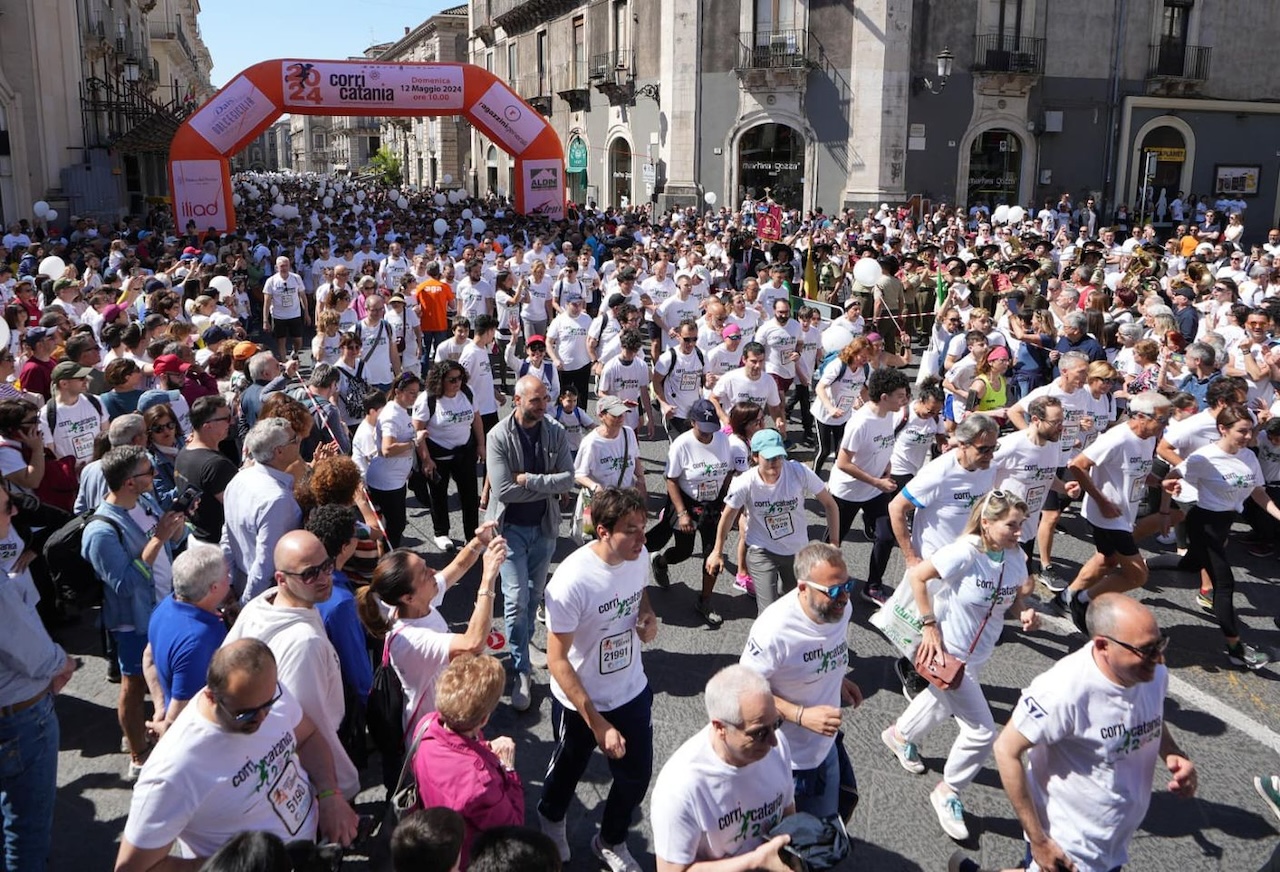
[936, 269, 947, 311]
[802, 243, 817, 300]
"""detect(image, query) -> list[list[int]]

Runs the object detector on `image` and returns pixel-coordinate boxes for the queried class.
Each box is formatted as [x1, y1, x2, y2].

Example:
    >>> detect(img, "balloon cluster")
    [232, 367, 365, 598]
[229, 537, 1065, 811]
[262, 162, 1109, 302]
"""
[32, 201, 58, 223]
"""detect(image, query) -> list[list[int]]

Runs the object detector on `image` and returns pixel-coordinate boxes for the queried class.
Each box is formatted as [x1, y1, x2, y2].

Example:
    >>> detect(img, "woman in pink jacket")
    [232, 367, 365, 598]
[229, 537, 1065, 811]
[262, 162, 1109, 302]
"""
[410, 653, 524, 866]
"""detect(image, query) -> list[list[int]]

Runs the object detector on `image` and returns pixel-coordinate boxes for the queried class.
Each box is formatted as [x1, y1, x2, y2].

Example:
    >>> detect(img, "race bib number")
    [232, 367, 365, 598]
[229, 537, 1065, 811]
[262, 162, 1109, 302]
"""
[837, 393, 855, 412]
[677, 370, 699, 393]
[72, 431, 96, 461]
[599, 630, 634, 675]
[764, 510, 795, 541]
[1025, 485, 1047, 513]
[695, 479, 720, 502]
[267, 759, 314, 836]
[1128, 476, 1146, 503]
[1061, 424, 1079, 448]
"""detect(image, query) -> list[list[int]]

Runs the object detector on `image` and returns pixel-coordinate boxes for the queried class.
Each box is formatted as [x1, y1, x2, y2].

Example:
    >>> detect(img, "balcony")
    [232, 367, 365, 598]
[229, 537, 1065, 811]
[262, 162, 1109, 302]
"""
[511, 74, 554, 116]
[491, 0, 583, 36]
[81, 70, 194, 155]
[1146, 41, 1210, 95]
[554, 61, 591, 112]
[970, 33, 1044, 96]
[734, 30, 814, 90]
[588, 50, 634, 106]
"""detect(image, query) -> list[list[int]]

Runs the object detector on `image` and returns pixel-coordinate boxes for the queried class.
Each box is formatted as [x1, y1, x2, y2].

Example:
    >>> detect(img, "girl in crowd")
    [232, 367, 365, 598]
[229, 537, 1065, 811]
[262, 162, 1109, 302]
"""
[881, 491, 1039, 842]
[352, 375, 421, 548]
[811, 336, 871, 476]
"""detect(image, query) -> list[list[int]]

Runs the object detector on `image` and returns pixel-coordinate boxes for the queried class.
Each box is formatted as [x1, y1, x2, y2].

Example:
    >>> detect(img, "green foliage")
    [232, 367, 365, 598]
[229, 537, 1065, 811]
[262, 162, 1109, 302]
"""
[368, 146, 402, 187]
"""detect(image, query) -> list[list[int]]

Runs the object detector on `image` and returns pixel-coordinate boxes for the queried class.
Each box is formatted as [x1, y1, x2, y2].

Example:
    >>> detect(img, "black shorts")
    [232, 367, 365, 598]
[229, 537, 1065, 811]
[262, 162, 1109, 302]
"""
[1089, 523, 1139, 558]
[1043, 467, 1074, 511]
[272, 315, 304, 338]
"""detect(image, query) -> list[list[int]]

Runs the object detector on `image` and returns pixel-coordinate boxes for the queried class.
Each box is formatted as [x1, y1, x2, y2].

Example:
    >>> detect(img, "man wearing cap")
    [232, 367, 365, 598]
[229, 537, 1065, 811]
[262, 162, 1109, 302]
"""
[17, 327, 57, 402]
[647, 398, 734, 626]
[39, 360, 109, 471]
[1171, 285, 1199, 344]
[263, 256, 309, 360]
[653, 319, 707, 438]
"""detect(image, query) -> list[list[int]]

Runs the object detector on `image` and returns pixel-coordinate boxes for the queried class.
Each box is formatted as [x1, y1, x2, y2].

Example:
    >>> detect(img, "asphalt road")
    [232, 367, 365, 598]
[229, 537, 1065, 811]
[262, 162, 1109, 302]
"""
[49, 407, 1280, 872]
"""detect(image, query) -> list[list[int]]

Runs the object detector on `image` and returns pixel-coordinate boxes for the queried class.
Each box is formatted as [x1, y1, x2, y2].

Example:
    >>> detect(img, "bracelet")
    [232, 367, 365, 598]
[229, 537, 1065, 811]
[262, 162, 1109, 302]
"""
[795, 705, 805, 726]
[678, 510, 691, 518]
[316, 789, 339, 801]
[919, 613, 936, 625]
[476, 589, 495, 598]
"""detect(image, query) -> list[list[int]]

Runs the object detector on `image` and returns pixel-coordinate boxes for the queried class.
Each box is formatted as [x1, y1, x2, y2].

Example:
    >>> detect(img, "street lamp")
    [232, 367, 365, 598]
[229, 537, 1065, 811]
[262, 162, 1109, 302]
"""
[920, 46, 953, 94]
[123, 56, 140, 84]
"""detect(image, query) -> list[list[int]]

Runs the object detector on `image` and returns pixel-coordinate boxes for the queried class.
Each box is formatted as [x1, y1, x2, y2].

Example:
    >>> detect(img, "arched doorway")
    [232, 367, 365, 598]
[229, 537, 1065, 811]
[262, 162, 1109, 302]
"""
[1136, 126, 1186, 225]
[737, 123, 805, 207]
[966, 129, 1022, 208]
[608, 138, 632, 208]
[486, 146, 499, 195]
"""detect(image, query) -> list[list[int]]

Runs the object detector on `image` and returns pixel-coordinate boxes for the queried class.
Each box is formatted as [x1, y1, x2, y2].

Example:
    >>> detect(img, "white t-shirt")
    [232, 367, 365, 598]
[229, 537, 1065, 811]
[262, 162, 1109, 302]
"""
[1011, 645, 1168, 872]
[389, 606, 451, 734]
[1079, 423, 1154, 531]
[812, 358, 868, 426]
[456, 277, 494, 320]
[712, 369, 780, 414]
[1255, 434, 1280, 484]
[127, 501, 173, 602]
[1178, 443, 1262, 513]
[123, 691, 319, 859]
[547, 312, 593, 371]
[726, 310, 761, 344]
[412, 391, 476, 452]
[1015, 382, 1092, 465]
[890, 405, 944, 476]
[656, 296, 702, 349]
[354, 403, 414, 490]
[929, 537, 1027, 665]
[901, 451, 997, 559]
[551, 406, 595, 452]
[654, 346, 705, 417]
[264, 272, 305, 319]
[705, 343, 744, 388]
[724, 461, 826, 555]
[575, 427, 640, 489]
[665, 430, 733, 503]
[755, 318, 803, 379]
[827, 404, 896, 502]
[39, 395, 108, 462]
[545, 544, 649, 713]
[651, 726, 794, 865]
[598, 356, 649, 429]
[992, 430, 1064, 540]
[520, 277, 553, 322]
[458, 342, 498, 416]
[1163, 410, 1220, 504]
[740, 589, 850, 768]
[355, 320, 396, 386]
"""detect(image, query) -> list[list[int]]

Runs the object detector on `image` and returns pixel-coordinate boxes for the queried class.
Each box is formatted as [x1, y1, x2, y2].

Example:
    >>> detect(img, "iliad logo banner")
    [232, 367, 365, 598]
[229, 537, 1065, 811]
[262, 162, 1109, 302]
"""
[172, 160, 227, 228]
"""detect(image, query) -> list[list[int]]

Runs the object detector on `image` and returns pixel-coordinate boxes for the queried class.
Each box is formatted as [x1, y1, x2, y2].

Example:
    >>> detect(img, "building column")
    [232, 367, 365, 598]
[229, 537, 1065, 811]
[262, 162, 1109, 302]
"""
[656, 0, 701, 210]
[843, 0, 912, 208]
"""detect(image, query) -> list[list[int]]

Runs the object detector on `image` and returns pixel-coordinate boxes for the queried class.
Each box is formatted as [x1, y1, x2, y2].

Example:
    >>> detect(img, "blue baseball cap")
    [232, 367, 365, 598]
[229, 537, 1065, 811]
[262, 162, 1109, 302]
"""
[750, 428, 788, 459]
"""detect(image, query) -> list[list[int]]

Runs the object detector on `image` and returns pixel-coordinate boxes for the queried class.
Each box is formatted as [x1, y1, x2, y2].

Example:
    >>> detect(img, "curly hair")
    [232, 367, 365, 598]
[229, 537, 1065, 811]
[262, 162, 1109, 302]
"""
[304, 503, 358, 560]
[308, 455, 363, 506]
[260, 392, 314, 439]
[425, 359, 468, 398]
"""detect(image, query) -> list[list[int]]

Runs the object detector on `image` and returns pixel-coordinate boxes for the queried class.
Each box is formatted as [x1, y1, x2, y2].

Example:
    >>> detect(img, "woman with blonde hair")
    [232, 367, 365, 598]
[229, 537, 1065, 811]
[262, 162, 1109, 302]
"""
[812, 336, 871, 476]
[880, 490, 1039, 842]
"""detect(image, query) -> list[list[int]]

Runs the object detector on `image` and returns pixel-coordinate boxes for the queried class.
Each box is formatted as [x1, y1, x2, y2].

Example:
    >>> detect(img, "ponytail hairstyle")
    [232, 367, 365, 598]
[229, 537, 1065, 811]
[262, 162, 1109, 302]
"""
[356, 548, 421, 639]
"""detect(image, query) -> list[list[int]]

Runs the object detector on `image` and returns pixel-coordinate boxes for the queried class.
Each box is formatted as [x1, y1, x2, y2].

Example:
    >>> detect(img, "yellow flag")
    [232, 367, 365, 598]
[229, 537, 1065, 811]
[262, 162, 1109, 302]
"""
[803, 244, 817, 300]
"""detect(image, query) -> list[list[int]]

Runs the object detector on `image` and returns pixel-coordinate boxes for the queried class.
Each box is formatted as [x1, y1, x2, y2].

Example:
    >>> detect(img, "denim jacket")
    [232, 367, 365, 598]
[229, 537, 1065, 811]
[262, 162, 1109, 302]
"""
[83, 495, 185, 634]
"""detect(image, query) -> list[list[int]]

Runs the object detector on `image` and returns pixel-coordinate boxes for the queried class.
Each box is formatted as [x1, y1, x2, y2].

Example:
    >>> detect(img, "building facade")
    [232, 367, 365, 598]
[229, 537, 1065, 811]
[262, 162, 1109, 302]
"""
[461, 0, 1280, 232]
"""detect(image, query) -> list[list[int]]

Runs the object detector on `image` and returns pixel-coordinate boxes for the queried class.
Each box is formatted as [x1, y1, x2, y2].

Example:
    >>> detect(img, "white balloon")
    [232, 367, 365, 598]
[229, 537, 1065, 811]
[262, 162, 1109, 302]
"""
[44, 210, 58, 223]
[397, 197, 409, 209]
[248, 189, 260, 200]
[274, 194, 284, 204]
[209, 275, 234, 296]
[38, 256, 65, 279]
[433, 218, 448, 235]
[322, 196, 333, 208]
[353, 204, 364, 215]
[1105, 272, 1122, 292]
[472, 218, 486, 235]
[992, 205, 1010, 224]
[704, 192, 717, 205]
[852, 257, 882, 287]
[270, 185, 279, 196]
[1008, 205, 1025, 223]
[389, 190, 400, 201]
[433, 193, 446, 207]
[32, 201, 49, 217]
[820, 324, 855, 355]
[232, 193, 243, 206]
[461, 208, 474, 220]
[442, 173, 453, 184]
[356, 190, 367, 201]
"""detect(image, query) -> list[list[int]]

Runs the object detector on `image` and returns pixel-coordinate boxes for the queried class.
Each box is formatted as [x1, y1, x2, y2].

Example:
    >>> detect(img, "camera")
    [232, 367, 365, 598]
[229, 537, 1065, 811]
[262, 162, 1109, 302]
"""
[172, 486, 202, 517]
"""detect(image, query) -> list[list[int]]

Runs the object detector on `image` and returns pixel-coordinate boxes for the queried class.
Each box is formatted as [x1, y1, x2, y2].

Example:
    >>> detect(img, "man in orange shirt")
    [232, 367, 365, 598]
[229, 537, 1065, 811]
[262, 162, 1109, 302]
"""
[415, 261, 454, 368]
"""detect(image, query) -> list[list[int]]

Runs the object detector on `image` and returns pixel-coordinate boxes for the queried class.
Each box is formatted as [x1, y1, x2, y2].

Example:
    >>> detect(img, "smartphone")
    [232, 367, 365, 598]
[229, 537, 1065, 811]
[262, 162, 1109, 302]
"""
[171, 486, 202, 517]
[780, 845, 810, 872]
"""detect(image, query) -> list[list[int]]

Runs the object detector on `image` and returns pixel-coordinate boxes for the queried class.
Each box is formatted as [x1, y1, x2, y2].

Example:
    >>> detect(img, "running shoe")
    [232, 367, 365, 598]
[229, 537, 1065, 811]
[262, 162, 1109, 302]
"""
[1254, 774, 1280, 825]
[930, 786, 970, 841]
[696, 597, 724, 629]
[433, 535, 456, 552]
[1069, 595, 1090, 635]
[536, 603, 547, 624]
[894, 656, 930, 701]
[1037, 566, 1067, 593]
[860, 584, 889, 607]
[1155, 531, 1177, 546]
[1227, 642, 1270, 671]
[733, 573, 756, 596]
[948, 851, 994, 872]
[1195, 589, 1214, 613]
[881, 726, 926, 774]
[592, 835, 642, 872]
[539, 812, 570, 862]
[651, 553, 670, 589]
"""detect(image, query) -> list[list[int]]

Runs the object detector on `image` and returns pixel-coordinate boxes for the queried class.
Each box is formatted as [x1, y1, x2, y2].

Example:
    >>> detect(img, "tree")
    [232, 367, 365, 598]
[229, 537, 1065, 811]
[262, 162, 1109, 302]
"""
[368, 146, 402, 187]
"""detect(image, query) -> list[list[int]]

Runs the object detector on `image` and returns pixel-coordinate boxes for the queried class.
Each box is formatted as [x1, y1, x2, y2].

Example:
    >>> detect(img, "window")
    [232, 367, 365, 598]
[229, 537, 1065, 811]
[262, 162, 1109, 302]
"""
[1161, 0, 1191, 43]
[612, 0, 627, 55]
[754, 0, 797, 34]
[507, 41, 518, 84]
[536, 31, 548, 94]
[313, 131, 325, 149]
[573, 17, 586, 85]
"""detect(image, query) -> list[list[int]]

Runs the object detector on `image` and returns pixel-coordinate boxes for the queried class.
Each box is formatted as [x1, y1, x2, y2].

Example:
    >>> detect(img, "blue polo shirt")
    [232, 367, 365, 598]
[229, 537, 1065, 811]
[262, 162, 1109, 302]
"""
[147, 595, 227, 703]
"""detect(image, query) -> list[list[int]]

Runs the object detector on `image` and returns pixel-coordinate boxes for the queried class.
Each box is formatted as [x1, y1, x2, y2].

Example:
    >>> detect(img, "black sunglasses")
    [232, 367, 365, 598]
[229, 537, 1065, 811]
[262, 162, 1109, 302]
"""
[724, 715, 786, 744]
[217, 682, 284, 725]
[1103, 634, 1170, 662]
[278, 557, 335, 584]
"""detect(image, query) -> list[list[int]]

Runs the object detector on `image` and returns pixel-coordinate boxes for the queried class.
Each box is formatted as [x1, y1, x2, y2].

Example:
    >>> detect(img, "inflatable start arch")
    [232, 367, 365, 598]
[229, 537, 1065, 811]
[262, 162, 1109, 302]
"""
[168, 59, 566, 233]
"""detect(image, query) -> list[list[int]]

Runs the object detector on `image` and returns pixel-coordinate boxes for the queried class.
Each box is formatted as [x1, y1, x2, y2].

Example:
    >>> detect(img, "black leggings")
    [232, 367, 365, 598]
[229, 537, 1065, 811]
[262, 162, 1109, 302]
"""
[788, 382, 814, 435]
[426, 446, 480, 540]
[367, 484, 408, 549]
[1185, 506, 1239, 637]
[562, 365, 591, 401]
[813, 421, 845, 477]
[833, 492, 896, 588]
[645, 495, 717, 567]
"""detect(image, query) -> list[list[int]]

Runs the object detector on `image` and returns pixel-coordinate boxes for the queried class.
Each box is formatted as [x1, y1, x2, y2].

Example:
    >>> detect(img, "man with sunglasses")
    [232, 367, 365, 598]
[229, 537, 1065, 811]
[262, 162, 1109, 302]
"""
[117, 639, 360, 871]
[995, 594, 1195, 872]
[740, 542, 864, 823]
[223, 529, 360, 802]
[651, 664, 795, 872]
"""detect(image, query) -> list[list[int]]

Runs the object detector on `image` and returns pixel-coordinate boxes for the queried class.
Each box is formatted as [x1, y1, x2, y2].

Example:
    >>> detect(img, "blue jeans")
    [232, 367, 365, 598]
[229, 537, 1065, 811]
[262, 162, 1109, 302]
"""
[499, 522, 556, 674]
[0, 694, 58, 872]
[792, 731, 857, 820]
[421, 330, 450, 370]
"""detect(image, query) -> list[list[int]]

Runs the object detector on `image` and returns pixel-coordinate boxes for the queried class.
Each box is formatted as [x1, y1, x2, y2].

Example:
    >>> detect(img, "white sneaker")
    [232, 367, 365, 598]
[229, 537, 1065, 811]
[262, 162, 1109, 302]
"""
[511, 672, 532, 712]
[931, 786, 970, 841]
[530, 646, 548, 669]
[539, 812, 570, 862]
[433, 535, 455, 552]
[1155, 531, 1177, 545]
[124, 757, 146, 782]
[592, 834, 642, 872]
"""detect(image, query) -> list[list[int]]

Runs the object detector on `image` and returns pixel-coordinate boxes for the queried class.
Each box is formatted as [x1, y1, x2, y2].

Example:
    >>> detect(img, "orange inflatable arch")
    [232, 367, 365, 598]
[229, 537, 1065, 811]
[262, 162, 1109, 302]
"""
[168, 59, 566, 234]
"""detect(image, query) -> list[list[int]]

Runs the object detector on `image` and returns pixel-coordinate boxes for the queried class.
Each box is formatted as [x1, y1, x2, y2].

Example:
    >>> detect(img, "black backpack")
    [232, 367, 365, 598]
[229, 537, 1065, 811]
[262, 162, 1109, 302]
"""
[340, 364, 373, 421]
[366, 631, 409, 787]
[42, 511, 123, 608]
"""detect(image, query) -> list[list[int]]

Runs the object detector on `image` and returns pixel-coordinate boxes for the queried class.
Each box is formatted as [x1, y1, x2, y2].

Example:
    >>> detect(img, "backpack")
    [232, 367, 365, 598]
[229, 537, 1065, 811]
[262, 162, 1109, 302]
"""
[366, 630, 410, 787]
[518, 359, 556, 385]
[659, 346, 704, 393]
[42, 511, 123, 608]
[44, 394, 104, 435]
[340, 364, 373, 421]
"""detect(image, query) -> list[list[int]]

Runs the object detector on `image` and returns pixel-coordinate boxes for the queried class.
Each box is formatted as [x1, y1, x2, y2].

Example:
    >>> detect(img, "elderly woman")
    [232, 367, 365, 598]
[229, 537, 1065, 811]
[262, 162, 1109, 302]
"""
[408, 653, 524, 867]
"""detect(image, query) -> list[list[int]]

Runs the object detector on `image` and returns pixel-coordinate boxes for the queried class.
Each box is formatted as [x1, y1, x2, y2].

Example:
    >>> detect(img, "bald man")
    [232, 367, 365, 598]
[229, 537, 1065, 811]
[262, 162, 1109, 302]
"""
[485, 375, 576, 711]
[995, 594, 1195, 872]
[116, 639, 359, 872]
[222, 531, 359, 799]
